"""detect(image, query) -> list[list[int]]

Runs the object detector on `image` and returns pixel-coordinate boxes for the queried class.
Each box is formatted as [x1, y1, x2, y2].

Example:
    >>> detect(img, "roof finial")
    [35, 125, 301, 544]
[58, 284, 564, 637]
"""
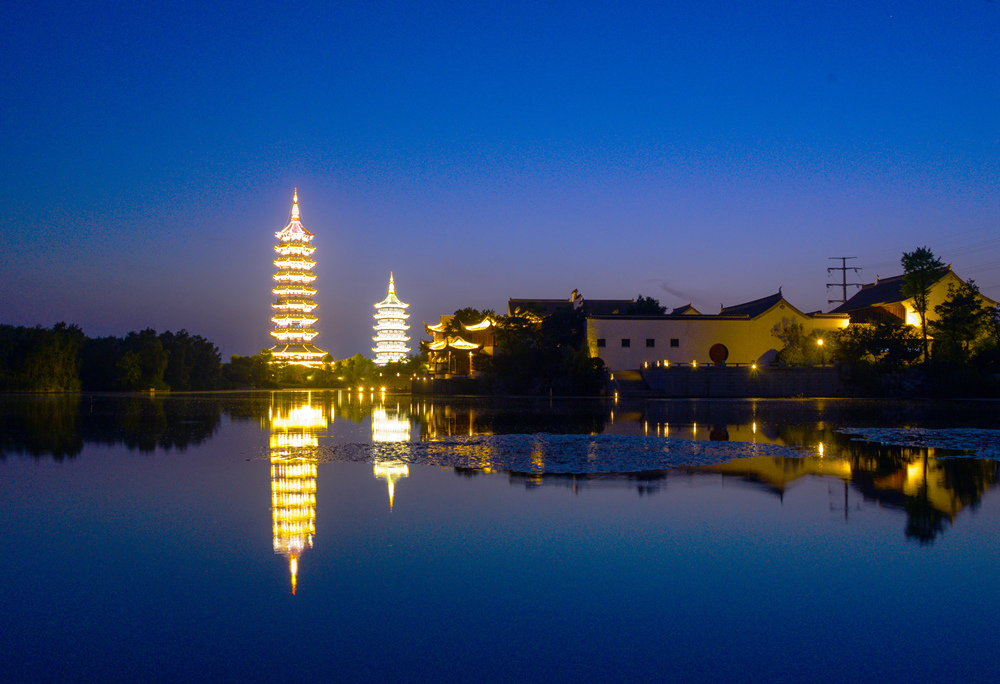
[388, 271, 395, 294]
[291, 188, 300, 221]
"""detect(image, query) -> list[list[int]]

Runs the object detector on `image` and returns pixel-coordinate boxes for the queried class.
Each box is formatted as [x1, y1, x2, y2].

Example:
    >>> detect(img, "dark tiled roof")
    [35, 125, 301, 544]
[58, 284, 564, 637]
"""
[582, 299, 635, 315]
[830, 267, 950, 314]
[671, 303, 701, 315]
[719, 291, 786, 318]
[508, 299, 572, 316]
[508, 298, 635, 316]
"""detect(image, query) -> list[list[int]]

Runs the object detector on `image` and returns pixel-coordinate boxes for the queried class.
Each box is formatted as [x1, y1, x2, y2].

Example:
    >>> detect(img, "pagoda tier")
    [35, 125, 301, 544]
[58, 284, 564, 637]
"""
[271, 329, 319, 342]
[272, 312, 318, 324]
[269, 190, 328, 367]
[273, 255, 316, 270]
[273, 284, 317, 297]
[270, 343, 328, 364]
[372, 272, 411, 365]
[272, 299, 317, 312]
[273, 269, 317, 282]
[275, 243, 315, 256]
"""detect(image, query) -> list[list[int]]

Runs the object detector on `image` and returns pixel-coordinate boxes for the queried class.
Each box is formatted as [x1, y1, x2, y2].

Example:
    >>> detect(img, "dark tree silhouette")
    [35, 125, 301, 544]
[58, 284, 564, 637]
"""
[901, 246, 944, 362]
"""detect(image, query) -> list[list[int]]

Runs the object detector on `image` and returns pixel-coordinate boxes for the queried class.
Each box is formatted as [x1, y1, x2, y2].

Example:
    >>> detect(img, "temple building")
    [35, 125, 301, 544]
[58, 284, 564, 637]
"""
[269, 190, 328, 367]
[423, 315, 496, 377]
[372, 272, 410, 365]
[829, 265, 996, 325]
[587, 289, 849, 370]
[509, 289, 636, 317]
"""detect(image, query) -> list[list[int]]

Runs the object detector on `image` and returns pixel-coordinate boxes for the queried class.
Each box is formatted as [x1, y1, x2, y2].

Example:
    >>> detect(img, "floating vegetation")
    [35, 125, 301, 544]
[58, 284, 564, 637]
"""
[836, 427, 1000, 459]
[298, 434, 811, 474]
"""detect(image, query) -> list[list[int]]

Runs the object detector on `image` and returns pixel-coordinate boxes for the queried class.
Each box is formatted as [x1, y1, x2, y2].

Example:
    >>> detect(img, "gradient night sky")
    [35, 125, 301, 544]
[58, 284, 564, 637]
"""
[2, 1, 997, 360]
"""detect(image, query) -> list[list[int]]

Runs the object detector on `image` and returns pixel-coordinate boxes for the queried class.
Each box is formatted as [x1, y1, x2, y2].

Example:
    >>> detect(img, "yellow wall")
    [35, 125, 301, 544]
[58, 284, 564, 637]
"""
[902, 270, 996, 327]
[588, 306, 848, 370]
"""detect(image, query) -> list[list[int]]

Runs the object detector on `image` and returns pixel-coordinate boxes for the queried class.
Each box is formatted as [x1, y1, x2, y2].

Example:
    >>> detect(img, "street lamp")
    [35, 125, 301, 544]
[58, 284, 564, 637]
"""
[817, 338, 825, 365]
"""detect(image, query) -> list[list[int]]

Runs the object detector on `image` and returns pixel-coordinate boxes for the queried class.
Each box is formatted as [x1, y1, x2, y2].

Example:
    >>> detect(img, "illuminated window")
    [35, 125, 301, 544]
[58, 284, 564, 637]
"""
[621, 338, 630, 348]
[645, 338, 655, 348]
[670, 338, 679, 348]
[596, 338, 606, 348]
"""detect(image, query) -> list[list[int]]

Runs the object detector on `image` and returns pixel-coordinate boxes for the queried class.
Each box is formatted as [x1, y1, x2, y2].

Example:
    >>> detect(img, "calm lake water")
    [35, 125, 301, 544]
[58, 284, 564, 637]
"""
[2, 391, 1000, 683]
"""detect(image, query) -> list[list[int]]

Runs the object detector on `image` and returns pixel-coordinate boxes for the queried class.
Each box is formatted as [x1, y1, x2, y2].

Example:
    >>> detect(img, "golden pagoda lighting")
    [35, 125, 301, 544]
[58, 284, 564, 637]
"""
[269, 190, 328, 367]
[373, 272, 411, 365]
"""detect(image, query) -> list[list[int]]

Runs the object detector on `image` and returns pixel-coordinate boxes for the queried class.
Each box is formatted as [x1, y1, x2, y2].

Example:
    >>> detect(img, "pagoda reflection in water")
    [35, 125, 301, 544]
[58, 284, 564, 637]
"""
[372, 402, 410, 510]
[268, 392, 329, 594]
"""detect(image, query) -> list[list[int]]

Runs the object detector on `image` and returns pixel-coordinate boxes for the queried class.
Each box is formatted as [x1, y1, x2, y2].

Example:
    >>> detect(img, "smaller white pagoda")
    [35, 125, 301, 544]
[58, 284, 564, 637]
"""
[372, 272, 410, 365]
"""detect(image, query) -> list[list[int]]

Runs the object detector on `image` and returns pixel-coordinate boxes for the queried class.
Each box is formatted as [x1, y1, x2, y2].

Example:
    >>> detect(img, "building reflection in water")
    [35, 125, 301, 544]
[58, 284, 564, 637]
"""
[410, 398, 999, 543]
[267, 392, 328, 594]
[372, 401, 410, 509]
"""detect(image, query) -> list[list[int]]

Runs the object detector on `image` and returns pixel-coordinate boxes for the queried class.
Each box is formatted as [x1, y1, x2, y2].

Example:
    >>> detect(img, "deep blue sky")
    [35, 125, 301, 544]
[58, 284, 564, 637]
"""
[2, 1, 997, 359]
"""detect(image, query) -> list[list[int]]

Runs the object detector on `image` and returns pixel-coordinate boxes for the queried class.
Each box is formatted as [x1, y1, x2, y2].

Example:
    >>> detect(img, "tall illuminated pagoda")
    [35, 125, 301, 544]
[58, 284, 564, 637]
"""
[270, 190, 328, 367]
[372, 272, 410, 365]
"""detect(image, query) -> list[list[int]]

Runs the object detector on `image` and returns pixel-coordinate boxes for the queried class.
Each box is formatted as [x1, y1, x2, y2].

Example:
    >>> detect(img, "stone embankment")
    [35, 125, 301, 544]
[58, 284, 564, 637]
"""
[632, 365, 845, 398]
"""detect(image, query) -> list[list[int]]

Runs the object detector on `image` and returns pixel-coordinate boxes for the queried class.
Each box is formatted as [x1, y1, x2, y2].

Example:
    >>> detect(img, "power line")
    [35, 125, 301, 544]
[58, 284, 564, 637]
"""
[827, 256, 863, 309]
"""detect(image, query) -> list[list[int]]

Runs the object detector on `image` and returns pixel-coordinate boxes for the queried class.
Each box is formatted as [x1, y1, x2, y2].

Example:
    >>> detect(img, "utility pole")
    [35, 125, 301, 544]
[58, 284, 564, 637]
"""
[827, 256, 862, 308]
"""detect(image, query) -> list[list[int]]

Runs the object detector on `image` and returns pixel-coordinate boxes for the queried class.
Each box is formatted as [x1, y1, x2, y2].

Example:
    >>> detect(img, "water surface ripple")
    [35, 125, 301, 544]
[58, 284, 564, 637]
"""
[300, 434, 812, 473]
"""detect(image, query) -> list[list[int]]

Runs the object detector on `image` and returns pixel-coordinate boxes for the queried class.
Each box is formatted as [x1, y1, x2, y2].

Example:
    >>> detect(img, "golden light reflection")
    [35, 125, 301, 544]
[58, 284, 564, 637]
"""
[696, 455, 853, 490]
[373, 460, 409, 510]
[268, 393, 324, 594]
[531, 437, 545, 471]
[372, 405, 411, 443]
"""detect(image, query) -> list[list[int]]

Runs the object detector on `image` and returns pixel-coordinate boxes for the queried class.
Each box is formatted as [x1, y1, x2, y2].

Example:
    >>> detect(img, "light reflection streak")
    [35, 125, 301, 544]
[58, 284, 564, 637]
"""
[372, 402, 411, 509]
[269, 392, 325, 594]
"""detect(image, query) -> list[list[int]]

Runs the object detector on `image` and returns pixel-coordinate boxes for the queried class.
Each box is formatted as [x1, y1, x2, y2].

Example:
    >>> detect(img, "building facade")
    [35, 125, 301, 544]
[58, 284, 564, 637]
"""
[587, 291, 849, 371]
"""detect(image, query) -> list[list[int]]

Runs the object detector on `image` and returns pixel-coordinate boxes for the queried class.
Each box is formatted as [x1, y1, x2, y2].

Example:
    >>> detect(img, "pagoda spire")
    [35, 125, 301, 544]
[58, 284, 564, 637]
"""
[291, 188, 300, 220]
[388, 271, 395, 294]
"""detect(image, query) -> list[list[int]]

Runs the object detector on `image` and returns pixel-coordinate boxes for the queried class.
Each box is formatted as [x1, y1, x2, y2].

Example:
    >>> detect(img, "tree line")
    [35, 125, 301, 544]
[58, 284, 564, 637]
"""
[222, 349, 426, 390]
[0, 324, 222, 392]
